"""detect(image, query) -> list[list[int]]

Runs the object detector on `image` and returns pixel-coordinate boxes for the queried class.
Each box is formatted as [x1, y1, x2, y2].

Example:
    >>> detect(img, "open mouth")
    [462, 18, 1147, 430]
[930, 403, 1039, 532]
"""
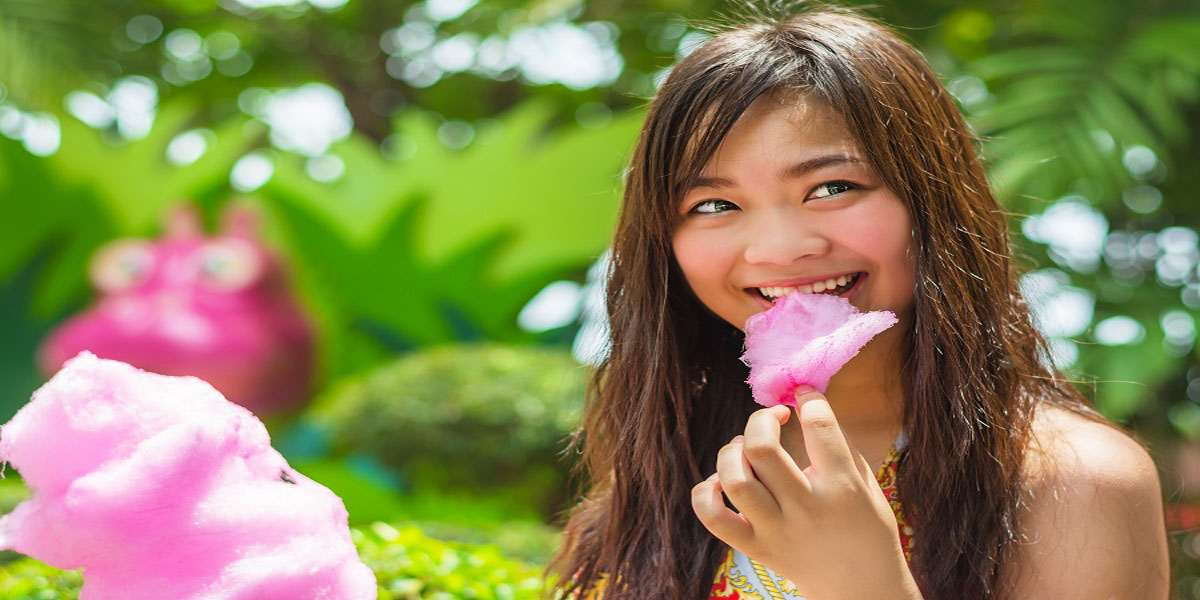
[747, 272, 866, 305]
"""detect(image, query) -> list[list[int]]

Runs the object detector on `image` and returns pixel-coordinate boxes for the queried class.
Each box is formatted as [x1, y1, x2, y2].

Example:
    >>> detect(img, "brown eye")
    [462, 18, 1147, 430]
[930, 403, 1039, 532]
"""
[195, 239, 262, 291]
[90, 239, 155, 293]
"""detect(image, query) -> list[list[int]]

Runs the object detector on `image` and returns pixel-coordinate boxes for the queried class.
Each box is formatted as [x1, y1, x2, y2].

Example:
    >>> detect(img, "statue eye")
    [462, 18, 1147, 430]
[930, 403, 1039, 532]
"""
[196, 239, 262, 291]
[90, 239, 155, 293]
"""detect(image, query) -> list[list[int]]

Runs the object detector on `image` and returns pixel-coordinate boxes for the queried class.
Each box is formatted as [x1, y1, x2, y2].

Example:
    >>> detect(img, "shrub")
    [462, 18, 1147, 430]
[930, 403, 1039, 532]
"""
[309, 343, 589, 519]
[0, 522, 551, 600]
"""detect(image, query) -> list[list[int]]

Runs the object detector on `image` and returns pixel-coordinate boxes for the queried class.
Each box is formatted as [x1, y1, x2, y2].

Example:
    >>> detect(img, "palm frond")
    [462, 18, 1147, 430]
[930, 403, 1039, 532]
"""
[0, 0, 115, 108]
[970, 8, 1200, 211]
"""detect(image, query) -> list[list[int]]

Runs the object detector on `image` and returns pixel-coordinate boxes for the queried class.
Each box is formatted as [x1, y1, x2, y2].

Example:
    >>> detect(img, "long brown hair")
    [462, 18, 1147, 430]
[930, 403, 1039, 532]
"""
[548, 3, 1117, 598]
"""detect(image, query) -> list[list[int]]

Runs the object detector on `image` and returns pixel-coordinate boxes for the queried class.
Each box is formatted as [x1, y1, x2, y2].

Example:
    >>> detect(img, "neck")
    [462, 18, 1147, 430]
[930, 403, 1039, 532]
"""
[821, 320, 908, 437]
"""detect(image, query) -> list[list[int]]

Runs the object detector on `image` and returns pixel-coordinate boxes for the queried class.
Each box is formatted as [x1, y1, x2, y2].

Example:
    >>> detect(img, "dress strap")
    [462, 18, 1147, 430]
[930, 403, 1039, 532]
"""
[893, 428, 909, 453]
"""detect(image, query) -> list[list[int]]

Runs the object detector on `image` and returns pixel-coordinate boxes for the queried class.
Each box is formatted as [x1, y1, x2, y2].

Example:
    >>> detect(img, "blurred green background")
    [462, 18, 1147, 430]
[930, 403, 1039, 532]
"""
[1, 0, 1199, 597]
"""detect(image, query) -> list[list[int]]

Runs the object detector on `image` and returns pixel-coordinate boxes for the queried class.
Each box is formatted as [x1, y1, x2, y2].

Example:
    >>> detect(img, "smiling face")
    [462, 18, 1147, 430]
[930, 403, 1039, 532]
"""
[670, 94, 917, 332]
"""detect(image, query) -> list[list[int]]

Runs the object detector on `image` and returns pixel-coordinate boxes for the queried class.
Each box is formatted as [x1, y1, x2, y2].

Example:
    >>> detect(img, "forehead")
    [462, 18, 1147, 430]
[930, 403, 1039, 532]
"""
[702, 94, 858, 172]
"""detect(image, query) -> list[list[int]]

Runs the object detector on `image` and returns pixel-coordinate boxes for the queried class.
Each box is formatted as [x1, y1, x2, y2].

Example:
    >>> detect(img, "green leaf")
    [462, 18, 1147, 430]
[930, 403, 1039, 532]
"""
[46, 102, 251, 234]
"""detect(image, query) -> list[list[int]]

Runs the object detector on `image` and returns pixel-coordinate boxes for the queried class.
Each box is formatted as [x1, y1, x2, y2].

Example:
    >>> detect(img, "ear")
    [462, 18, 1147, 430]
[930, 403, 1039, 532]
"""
[220, 199, 260, 239]
[164, 201, 203, 239]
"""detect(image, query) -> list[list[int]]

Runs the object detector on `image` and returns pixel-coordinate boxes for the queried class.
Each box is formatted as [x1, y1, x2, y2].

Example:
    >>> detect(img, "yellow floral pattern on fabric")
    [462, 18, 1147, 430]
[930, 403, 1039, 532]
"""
[711, 549, 766, 600]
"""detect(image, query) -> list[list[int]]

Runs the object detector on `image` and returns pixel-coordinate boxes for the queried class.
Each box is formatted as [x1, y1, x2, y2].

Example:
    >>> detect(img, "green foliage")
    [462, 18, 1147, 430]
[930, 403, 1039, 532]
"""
[0, 477, 31, 564]
[950, 2, 1200, 432]
[0, 477, 29, 517]
[289, 457, 411, 525]
[0, 0, 116, 109]
[47, 103, 251, 234]
[267, 103, 639, 282]
[259, 102, 637, 376]
[357, 522, 550, 599]
[0, 522, 550, 600]
[264, 457, 561, 563]
[0, 96, 631, 418]
[0, 135, 114, 322]
[968, 7, 1200, 213]
[309, 343, 588, 520]
[0, 559, 82, 600]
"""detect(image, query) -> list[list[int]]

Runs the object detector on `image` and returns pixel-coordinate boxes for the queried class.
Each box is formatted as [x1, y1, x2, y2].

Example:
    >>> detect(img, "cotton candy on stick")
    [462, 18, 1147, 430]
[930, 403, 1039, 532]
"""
[741, 291, 899, 408]
[0, 350, 377, 600]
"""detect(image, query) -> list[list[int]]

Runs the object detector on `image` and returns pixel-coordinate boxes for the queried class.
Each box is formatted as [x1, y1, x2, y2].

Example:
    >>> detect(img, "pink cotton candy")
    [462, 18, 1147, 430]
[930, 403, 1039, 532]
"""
[0, 350, 376, 600]
[742, 292, 898, 408]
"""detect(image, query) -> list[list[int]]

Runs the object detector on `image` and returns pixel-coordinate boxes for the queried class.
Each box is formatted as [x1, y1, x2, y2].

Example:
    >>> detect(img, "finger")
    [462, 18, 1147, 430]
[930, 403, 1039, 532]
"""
[716, 436, 781, 520]
[851, 443, 873, 484]
[742, 406, 812, 499]
[692, 475, 754, 548]
[793, 387, 858, 476]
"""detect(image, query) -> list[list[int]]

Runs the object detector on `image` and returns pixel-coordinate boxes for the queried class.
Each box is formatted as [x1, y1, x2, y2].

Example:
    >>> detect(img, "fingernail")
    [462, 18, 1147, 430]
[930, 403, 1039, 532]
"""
[706, 472, 719, 482]
[794, 384, 817, 395]
[731, 435, 744, 443]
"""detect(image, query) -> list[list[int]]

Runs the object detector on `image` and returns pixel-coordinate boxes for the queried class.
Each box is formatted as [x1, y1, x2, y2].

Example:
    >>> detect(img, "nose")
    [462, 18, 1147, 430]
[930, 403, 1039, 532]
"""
[742, 210, 831, 266]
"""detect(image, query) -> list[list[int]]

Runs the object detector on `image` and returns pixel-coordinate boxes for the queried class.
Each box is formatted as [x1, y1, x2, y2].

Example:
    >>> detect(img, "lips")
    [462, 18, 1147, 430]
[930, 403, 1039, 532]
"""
[746, 272, 867, 309]
[746, 271, 865, 289]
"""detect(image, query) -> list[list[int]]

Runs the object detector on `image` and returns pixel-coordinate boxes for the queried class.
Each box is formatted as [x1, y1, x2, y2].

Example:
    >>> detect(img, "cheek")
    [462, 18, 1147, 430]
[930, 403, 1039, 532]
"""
[838, 201, 915, 298]
[853, 221, 911, 266]
[672, 229, 736, 289]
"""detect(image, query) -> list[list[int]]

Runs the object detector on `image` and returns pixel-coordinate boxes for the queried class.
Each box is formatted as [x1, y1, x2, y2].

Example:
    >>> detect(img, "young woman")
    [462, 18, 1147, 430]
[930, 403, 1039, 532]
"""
[547, 4, 1170, 599]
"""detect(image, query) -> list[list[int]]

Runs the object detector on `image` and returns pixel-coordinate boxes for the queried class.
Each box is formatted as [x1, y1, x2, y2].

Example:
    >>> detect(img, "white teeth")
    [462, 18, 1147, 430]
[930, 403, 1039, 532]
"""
[756, 273, 860, 300]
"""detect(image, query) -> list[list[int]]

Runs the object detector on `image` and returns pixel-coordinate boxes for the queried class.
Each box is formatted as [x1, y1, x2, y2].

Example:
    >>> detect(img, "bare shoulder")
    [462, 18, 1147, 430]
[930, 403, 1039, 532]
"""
[1025, 403, 1160, 493]
[1000, 403, 1169, 598]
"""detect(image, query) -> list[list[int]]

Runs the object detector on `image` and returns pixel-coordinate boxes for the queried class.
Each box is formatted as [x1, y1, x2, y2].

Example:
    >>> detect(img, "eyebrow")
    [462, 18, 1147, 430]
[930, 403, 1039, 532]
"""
[689, 154, 864, 190]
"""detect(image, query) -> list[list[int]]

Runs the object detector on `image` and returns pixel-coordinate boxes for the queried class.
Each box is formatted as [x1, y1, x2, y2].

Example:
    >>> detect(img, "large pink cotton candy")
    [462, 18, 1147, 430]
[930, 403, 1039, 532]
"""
[742, 292, 898, 408]
[0, 350, 376, 600]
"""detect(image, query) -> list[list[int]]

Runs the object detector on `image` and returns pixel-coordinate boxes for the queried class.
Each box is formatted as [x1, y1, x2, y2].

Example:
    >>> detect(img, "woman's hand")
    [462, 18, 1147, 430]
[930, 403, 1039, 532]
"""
[691, 386, 922, 600]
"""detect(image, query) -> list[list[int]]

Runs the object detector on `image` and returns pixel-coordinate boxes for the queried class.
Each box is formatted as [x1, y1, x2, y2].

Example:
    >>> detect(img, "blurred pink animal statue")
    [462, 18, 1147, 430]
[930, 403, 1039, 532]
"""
[0, 350, 377, 599]
[36, 201, 315, 416]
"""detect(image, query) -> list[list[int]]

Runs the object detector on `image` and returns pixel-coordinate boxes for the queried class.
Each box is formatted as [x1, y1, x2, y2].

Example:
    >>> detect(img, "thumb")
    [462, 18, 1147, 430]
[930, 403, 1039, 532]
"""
[793, 383, 822, 406]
